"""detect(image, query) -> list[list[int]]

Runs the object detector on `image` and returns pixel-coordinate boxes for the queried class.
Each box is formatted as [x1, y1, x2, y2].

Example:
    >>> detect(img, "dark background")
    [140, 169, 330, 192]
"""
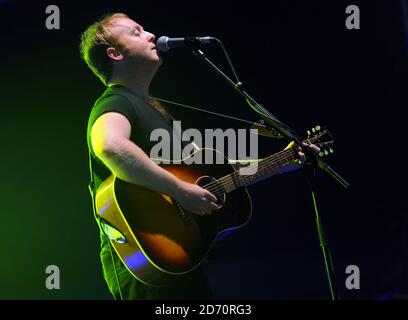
[1, 0, 407, 299]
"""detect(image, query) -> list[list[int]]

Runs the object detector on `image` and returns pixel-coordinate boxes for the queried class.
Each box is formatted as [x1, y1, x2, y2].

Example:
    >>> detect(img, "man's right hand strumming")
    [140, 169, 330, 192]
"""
[91, 113, 219, 216]
[173, 181, 219, 216]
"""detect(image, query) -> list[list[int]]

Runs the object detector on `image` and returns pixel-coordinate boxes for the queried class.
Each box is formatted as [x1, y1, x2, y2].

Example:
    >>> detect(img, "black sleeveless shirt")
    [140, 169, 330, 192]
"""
[87, 84, 176, 191]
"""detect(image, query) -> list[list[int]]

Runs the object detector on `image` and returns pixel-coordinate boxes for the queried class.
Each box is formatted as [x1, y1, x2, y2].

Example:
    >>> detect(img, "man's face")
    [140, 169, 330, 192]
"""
[107, 17, 161, 66]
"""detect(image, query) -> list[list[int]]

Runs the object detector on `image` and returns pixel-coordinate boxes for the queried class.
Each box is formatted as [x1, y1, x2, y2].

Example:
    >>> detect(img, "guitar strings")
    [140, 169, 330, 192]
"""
[200, 135, 321, 194]
[201, 147, 296, 195]
[199, 136, 316, 193]
[203, 152, 292, 196]
[203, 147, 294, 192]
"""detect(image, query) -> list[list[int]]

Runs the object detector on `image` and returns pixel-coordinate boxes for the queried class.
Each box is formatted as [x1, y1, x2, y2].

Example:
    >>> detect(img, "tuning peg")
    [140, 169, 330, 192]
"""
[324, 150, 329, 156]
[319, 151, 324, 157]
[312, 127, 316, 133]
[307, 130, 311, 137]
[329, 148, 334, 154]
[315, 125, 321, 131]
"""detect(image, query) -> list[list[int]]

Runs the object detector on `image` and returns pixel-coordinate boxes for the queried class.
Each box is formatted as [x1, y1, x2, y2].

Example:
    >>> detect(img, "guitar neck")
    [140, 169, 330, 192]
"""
[216, 147, 297, 193]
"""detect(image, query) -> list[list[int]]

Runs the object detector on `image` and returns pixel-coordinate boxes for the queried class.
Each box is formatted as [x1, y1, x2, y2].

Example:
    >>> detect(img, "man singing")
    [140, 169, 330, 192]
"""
[80, 13, 316, 300]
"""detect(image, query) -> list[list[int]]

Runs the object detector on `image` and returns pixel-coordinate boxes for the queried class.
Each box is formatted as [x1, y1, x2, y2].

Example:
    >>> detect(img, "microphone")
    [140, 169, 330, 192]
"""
[156, 36, 216, 52]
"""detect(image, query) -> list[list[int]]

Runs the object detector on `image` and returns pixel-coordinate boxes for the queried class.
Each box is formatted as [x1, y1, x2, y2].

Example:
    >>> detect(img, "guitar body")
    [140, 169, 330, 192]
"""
[95, 148, 252, 286]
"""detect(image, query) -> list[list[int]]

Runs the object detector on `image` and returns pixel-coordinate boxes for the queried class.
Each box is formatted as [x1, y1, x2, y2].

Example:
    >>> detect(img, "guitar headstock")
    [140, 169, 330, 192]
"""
[304, 125, 335, 157]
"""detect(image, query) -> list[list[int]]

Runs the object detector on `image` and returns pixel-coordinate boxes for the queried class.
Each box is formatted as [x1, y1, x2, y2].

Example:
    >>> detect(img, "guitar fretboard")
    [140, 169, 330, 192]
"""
[206, 147, 297, 194]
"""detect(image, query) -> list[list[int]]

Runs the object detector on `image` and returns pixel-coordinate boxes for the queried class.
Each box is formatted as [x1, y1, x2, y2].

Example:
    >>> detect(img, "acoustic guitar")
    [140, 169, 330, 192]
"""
[95, 126, 333, 286]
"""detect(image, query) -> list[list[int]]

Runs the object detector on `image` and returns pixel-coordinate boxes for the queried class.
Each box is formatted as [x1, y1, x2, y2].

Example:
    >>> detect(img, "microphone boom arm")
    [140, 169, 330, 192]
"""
[189, 41, 350, 301]
[190, 47, 350, 189]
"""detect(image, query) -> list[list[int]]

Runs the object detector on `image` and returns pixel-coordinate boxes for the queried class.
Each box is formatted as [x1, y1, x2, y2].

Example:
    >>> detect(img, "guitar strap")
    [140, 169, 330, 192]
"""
[88, 152, 124, 300]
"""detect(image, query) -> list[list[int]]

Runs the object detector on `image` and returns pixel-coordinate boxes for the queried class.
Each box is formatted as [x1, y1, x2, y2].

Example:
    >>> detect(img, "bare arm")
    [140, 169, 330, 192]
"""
[91, 112, 218, 215]
[91, 112, 183, 196]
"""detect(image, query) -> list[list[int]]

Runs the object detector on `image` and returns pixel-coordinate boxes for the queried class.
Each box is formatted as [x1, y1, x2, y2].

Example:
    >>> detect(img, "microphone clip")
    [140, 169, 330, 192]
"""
[184, 37, 205, 50]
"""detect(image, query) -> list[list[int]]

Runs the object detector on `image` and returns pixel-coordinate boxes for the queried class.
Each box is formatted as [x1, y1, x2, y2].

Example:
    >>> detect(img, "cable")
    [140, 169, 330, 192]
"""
[88, 152, 123, 300]
[215, 38, 241, 85]
[106, 235, 124, 300]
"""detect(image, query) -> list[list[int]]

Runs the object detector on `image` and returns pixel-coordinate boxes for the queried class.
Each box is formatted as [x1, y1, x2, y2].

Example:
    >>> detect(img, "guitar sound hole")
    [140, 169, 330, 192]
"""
[196, 176, 226, 208]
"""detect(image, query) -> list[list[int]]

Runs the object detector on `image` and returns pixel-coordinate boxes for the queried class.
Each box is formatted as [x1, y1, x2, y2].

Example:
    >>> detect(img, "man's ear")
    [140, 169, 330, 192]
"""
[106, 47, 123, 61]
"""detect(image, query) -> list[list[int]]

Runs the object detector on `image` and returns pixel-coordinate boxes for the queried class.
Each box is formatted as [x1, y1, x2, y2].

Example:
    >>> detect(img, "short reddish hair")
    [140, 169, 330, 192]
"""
[79, 13, 128, 85]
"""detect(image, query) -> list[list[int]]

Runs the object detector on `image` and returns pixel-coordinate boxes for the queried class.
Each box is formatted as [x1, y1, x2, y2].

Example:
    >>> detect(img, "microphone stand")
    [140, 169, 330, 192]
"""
[187, 41, 350, 300]
[306, 164, 338, 300]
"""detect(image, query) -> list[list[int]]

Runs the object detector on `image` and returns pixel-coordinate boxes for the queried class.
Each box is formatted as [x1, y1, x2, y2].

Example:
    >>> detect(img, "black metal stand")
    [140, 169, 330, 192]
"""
[189, 41, 349, 299]
[307, 164, 338, 300]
